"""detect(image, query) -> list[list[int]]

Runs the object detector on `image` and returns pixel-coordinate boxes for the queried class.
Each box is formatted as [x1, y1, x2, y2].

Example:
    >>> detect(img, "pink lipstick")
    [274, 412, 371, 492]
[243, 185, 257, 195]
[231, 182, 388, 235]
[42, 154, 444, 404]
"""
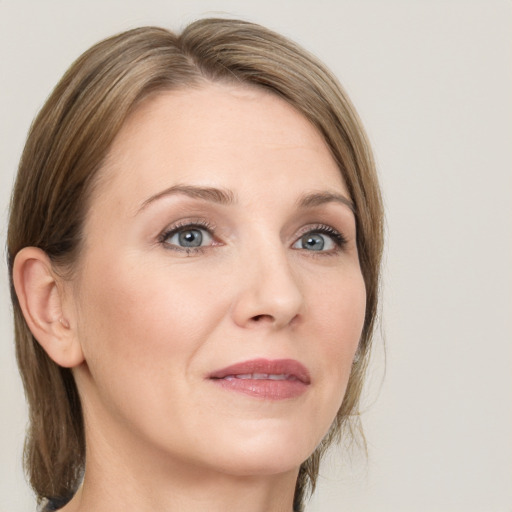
[208, 358, 310, 400]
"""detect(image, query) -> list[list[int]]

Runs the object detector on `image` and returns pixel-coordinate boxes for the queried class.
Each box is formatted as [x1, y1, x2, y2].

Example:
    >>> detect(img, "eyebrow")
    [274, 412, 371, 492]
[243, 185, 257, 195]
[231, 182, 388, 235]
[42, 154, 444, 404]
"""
[297, 191, 355, 212]
[137, 185, 354, 214]
[137, 184, 235, 214]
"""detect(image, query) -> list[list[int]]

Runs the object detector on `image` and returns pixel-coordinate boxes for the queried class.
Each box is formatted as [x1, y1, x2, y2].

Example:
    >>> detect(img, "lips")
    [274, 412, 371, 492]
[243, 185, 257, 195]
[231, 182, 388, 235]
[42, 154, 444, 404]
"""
[208, 358, 310, 400]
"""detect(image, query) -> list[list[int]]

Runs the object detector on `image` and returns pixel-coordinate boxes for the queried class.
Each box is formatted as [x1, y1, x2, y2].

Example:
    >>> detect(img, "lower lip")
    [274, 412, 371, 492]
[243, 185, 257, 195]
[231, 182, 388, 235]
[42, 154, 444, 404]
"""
[211, 377, 308, 400]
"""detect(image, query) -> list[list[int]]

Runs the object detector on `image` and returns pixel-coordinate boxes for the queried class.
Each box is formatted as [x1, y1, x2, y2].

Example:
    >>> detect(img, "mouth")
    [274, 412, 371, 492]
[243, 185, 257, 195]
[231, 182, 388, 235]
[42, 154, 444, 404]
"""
[208, 358, 310, 400]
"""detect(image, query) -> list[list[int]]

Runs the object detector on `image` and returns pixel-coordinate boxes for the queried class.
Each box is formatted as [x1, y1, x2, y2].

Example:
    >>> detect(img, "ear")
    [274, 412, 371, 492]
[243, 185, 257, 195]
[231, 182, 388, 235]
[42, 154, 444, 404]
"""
[12, 247, 84, 368]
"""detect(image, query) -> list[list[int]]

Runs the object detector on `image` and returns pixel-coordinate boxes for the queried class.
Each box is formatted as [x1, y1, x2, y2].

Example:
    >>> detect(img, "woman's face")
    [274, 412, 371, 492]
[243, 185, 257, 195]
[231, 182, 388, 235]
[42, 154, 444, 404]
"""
[69, 83, 366, 477]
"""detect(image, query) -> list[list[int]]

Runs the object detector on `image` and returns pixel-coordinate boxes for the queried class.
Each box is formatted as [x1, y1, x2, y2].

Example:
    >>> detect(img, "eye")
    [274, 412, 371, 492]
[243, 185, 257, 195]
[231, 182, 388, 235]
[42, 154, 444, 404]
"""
[292, 225, 347, 252]
[160, 222, 215, 252]
[295, 233, 333, 251]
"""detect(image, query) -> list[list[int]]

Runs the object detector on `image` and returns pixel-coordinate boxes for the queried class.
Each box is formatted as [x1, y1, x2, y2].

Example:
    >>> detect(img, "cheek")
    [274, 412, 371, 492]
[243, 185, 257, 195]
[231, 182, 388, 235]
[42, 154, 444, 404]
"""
[74, 255, 220, 387]
[72, 254, 232, 450]
[308, 267, 366, 402]
[313, 267, 366, 350]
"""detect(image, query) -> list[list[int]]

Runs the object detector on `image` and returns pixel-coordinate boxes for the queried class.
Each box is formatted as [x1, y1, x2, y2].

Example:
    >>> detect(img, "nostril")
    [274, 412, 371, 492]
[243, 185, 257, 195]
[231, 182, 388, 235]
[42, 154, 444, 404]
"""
[251, 314, 273, 322]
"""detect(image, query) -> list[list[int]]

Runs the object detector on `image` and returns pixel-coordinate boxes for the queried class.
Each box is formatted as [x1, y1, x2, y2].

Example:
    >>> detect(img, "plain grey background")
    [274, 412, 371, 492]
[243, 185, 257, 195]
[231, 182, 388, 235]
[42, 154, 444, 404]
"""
[1, 1, 511, 511]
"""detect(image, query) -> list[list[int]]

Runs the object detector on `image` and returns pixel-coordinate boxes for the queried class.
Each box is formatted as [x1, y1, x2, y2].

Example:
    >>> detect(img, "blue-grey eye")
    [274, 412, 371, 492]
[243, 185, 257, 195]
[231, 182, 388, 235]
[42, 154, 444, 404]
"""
[166, 228, 213, 248]
[179, 229, 203, 247]
[302, 233, 324, 251]
[293, 231, 336, 251]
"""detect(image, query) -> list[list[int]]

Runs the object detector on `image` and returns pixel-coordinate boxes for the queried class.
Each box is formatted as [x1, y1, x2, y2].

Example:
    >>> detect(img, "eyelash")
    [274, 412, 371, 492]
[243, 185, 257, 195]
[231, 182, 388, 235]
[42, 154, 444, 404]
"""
[158, 221, 348, 255]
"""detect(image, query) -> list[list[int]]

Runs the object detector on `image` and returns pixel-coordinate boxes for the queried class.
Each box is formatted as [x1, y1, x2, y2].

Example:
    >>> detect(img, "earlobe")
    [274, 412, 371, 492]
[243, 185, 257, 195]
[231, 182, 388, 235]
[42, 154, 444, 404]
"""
[12, 247, 84, 368]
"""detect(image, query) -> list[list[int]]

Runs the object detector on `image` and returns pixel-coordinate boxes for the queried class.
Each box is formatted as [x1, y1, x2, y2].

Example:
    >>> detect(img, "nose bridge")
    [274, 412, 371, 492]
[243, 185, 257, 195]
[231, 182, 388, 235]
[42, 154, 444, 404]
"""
[231, 230, 304, 329]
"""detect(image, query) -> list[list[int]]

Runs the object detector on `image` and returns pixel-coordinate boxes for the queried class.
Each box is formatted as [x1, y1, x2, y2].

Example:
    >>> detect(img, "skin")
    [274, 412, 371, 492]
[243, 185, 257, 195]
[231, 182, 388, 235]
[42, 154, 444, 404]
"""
[29, 83, 366, 512]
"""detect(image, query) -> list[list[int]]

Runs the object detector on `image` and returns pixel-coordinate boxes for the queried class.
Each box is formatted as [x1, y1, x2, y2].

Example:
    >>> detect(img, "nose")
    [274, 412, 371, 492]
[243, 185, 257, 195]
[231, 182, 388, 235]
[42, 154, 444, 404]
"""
[230, 241, 304, 330]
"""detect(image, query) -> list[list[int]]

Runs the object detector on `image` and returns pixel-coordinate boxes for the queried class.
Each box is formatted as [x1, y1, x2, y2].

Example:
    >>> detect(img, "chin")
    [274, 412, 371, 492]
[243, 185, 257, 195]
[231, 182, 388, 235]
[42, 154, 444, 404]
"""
[201, 423, 321, 477]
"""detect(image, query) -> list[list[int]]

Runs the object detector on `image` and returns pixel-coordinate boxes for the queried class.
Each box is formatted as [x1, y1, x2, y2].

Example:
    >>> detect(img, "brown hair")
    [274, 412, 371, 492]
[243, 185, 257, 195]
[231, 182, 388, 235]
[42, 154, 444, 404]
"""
[7, 18, 383, 511]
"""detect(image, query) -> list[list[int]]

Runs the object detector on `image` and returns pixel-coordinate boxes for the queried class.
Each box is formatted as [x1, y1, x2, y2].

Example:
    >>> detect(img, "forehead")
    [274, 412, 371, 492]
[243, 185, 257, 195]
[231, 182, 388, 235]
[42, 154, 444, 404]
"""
[95, 83, 348, 211]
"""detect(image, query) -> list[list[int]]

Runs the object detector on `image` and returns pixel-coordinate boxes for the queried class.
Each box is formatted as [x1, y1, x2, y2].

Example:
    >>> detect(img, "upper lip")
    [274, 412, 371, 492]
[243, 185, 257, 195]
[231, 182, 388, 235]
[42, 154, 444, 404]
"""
[208, 358, 311, 384]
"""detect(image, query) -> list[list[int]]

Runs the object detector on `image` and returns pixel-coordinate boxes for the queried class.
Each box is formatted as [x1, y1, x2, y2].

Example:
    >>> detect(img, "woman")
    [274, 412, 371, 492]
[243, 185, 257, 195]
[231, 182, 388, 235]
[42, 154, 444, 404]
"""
[7, 18, 383, 512]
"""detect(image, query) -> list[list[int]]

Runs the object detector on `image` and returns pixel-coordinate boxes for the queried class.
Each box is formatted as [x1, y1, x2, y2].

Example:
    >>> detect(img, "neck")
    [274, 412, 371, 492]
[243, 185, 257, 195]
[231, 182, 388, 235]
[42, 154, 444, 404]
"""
[61, 423, 299, 512]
